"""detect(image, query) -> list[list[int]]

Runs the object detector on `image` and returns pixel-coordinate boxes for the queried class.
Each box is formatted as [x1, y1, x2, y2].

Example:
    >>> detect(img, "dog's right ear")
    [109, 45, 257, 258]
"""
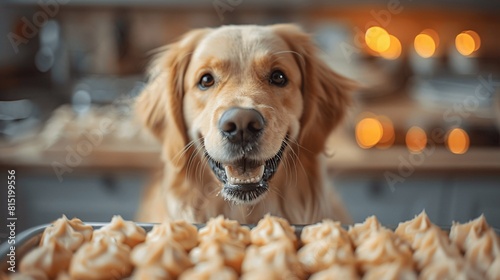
[272, 24, 356, 156]
[135, 28, 210, 169]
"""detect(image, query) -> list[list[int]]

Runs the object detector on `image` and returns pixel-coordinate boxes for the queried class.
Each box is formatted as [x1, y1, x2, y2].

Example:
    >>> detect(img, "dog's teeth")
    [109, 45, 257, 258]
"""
[224, 164, 265, 185]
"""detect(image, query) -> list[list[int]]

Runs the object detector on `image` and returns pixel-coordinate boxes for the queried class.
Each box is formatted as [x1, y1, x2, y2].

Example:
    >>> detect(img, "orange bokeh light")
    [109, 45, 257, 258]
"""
[406, 126, 427, 153]
[356, 117, 384, 149]
[456, 30, 481, 56]
[414, 32, 436, 58]
[365, 26, 391, 53]
[446, 128, 470, 154]
[465, 30, 481, 51]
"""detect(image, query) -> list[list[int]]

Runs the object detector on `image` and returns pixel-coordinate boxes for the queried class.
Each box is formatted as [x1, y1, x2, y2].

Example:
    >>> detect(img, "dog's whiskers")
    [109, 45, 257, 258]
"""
[183, 139, 204, 183]
[284, 138, 306, 188]
[289, 137, 314, 156]
[193, 144, 208, 184]
[198, 150, 211, 186]
[191, 144, 203, 182]
[173, 140, 197, 166]
[282, 154, 295, 189]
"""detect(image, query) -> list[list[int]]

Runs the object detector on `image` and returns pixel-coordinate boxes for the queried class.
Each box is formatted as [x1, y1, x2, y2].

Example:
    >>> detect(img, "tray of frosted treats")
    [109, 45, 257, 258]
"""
[1, 211, 499, 280]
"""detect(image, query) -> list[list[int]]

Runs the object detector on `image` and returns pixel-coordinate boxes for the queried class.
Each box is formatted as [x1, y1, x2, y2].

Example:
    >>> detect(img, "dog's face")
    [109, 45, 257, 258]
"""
[183, 26, 303, 203]
[137, 24, 352, 205]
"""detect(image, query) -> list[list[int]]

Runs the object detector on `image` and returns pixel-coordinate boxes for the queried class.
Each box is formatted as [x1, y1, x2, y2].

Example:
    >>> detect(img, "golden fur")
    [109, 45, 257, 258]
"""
[136, 24, 354, 224]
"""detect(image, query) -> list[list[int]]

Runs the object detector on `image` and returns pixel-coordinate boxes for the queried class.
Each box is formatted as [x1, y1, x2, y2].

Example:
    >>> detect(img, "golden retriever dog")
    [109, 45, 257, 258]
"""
[136, 24, 354, 224]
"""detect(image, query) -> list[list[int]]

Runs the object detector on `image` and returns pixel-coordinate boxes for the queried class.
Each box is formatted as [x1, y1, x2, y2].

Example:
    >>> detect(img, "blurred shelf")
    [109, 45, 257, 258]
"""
[326, 128, 500, 174]
[1, 98, 499, 174]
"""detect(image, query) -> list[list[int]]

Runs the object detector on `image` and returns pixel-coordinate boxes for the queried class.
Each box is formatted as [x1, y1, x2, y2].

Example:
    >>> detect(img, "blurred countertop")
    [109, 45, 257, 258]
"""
[1, 103, 499, 175]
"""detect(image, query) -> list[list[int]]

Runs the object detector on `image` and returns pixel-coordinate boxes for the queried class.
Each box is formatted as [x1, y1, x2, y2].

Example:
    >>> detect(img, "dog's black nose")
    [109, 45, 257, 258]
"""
[219, 107, 265, 143]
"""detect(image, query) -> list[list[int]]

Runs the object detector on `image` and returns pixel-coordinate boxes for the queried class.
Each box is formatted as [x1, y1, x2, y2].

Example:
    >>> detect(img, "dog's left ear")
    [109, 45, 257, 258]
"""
[136, 28, 211, 170]
[272, 24, 356, 155]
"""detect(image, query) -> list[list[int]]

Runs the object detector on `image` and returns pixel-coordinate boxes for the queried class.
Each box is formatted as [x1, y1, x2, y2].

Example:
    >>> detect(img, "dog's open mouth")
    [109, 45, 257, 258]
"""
[206, 141, 287, 204]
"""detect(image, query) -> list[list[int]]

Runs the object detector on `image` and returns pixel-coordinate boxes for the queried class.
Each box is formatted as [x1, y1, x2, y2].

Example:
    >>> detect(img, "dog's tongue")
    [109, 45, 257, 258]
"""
[225, 165, 264, 185]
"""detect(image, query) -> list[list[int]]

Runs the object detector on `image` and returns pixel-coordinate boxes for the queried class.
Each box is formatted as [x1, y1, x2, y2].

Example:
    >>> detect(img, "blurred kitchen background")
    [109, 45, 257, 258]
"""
[1, 0, 500, 235]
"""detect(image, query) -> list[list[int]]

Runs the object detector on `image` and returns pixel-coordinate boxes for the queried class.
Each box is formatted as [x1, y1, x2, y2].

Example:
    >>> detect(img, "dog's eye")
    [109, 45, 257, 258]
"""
[199, 74, 215, 90]
[269, 70, 287, 87]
